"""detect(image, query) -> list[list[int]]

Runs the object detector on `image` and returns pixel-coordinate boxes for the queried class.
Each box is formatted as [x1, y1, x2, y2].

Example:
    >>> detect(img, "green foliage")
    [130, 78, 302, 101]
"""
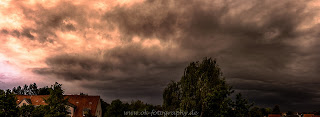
[163, 57, 235, 116]
[0, 89, 19, 117]
[163, 81, 181, 111]
[105, 99, 129, 117]
[249, 106, 263, 117]
[19, 105, 35, 117]
[231, 93, 253, 117]
[44, 82, 70, 117]
[103, 99, 161, 117]
[32, 105, 49, 117]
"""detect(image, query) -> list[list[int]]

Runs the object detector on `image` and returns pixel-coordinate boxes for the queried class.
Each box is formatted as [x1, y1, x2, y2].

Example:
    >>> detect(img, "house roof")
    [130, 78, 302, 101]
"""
[19, 98, 32, 105]
[16, 95, 49, 105]
[16, 95, 100, 117]
[66, 95, 100, 117]
[304, 114, 315, 117]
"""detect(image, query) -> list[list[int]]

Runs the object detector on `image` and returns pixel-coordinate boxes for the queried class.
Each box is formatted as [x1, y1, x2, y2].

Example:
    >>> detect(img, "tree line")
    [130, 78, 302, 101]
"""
[0, 57, 291, 117]
[12, 83, 51, 95]
[0, 82, 69, 117]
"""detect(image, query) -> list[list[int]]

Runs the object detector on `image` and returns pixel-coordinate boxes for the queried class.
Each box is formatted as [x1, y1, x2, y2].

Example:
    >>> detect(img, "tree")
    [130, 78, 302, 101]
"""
[44, 82, 70, 117]
[38, 86, 51, 95]
[260, 107, 272, 116]
[163, 81, 181, 111]
[272, 105, 281, 114]
[100, 99, 110, 117]
[129, 100, 146, 111]
[19, 105, 35, 117]
[232, 93, 253, 117]
[163, 57, 234, 117]
[12, 86, 23, 95]
[249, 106, 263, 117]
[29, 83, 39, 95]
[106, 99, 128, 117]
[32, 105, 49, 117]
[0, 89, 19, 117]
[23, 85, 29, 95]
[13, 83, 50, 95]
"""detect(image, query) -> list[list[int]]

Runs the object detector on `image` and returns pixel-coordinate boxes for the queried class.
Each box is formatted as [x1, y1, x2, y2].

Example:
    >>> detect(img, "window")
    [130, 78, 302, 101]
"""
[82, 108, 91, 116]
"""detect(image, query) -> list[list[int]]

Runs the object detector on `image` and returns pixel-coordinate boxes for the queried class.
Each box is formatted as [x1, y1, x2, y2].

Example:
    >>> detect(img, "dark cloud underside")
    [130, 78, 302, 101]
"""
[6, 0, 318, 111]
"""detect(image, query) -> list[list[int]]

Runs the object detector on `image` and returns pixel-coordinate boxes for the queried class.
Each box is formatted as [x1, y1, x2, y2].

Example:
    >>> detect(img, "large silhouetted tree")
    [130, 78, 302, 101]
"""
[163, 57, 234, 117]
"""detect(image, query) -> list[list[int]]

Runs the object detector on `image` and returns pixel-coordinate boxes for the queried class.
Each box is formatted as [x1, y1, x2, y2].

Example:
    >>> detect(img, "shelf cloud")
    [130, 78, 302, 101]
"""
[1, 0, 320, 111]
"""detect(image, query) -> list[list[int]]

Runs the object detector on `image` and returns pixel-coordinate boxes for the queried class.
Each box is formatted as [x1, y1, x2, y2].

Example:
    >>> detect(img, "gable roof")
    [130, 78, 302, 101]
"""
[16, 95, 100, 117]
[16, 95, 49, 105]
[17, 98, 32, 106]
[66, 95, 100, 117]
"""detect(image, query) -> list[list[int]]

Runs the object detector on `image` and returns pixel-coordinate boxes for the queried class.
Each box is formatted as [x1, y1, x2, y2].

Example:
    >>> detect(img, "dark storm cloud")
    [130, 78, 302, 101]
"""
[28, 0, 320, 111]
[101, 0, 320, 110]
[33, 43, 188, 104]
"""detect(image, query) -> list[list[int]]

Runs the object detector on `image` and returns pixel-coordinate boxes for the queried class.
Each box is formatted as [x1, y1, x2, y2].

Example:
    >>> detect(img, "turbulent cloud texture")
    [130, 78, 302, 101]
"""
[1, 0, 320, 111]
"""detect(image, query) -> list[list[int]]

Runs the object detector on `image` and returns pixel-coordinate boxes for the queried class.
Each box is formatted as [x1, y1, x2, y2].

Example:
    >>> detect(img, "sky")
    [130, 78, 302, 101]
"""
[0, 0, 320, 111]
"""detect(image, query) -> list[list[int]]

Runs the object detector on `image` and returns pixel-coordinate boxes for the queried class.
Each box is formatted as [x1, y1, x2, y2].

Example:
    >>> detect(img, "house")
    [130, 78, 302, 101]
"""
[16, 95, 102, 117]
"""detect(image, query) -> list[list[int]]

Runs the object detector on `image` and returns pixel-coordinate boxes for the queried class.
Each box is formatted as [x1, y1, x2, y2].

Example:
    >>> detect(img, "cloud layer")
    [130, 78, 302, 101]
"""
[1, 0, 320, 111]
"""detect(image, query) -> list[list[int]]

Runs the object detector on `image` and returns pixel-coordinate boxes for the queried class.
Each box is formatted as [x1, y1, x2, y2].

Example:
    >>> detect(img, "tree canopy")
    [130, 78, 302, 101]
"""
[163, 57, 258, 117]
[0, 89, 19, 117]
[44, 82, 70, 117]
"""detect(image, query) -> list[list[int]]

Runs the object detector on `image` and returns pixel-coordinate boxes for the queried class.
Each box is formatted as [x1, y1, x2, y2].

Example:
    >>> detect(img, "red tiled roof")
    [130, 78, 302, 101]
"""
[16, 95, 100, 117]
[66, 95, 100, 117]
[304, 114, 315, 117]
[16, 95, 49, 105]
